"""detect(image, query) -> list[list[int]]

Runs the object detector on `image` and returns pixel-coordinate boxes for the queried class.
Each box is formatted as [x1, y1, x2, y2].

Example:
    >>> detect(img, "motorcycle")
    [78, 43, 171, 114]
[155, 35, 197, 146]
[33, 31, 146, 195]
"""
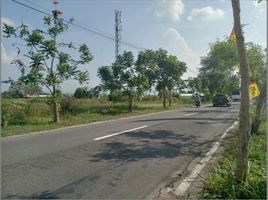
[195, 99, 201, 108]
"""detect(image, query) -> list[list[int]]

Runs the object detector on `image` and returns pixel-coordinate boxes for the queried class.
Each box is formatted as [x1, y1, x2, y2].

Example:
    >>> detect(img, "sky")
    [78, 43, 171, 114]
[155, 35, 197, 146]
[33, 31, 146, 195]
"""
[1, 0, 267, 94]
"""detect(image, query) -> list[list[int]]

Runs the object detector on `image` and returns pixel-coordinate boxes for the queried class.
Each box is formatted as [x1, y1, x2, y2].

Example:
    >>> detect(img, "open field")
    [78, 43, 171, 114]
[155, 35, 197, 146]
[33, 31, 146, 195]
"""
[1, 97, 192, 137]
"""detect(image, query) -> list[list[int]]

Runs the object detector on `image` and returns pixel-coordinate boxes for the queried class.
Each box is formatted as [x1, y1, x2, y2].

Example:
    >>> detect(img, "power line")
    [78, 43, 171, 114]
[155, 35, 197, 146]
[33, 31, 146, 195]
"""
[9, 0, 200, 76]
[22, 0, 116, 39]
[22, 0, 51, 12]
[11, 0, 145, 50]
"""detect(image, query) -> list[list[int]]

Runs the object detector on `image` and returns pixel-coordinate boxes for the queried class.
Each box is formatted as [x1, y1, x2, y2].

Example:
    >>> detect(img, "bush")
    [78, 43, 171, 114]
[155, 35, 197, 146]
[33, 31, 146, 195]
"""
[1, 100, 28, 126]
[60, 96, 78, 114]
[142, 95, 160, 102]
[201, 127, 266, 199]
[74, 87, 92, 99]
[108, 91, 127, 103]
[25, 101, 51, 118]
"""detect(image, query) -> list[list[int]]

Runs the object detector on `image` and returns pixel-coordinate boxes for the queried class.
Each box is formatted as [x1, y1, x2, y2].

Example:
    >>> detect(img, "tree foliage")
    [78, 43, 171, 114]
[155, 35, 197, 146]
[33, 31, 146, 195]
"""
[98, 51, 149, 112]
[137, 48, 187, 107]
[199, 39, 240, 96]
[3, 11, 93, 122]
[74, 86, 102, 99]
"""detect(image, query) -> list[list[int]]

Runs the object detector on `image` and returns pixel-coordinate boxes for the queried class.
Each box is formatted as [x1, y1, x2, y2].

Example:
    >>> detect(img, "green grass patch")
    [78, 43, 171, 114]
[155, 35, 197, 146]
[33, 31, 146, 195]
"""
[1, 99, 188, 137]
[200, 120, 267, 199]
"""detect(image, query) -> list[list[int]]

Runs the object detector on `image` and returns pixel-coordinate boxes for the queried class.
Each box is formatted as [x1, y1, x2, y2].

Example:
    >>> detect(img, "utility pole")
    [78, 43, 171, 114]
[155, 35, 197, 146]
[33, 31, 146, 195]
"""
[115, 10, 122, 61]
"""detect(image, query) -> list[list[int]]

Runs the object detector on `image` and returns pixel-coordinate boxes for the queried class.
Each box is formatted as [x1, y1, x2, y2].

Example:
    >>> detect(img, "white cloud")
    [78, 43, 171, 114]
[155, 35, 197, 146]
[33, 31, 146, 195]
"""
[253, 0, 266, 8]
[187, 6, 224, 22]
[163, 28, 200, 77]
[1, 43, 16, 65]
[253, 0, 266, 14]
[154, 0, 184, 22]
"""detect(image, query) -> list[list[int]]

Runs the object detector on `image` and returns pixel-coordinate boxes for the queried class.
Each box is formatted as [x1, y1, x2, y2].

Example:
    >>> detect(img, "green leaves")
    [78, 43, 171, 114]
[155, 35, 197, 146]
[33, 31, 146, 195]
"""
[3, 10, 93, 122]
[137, 49, 187, 94]
[19, 24, 29, 38]
[43, 16, 52, 26]
[75, 71, 90, 85]
[98, 51, 148, 98]
[199, 39, 240, 95]
[3, 23, 16, 38]
[40, 39, 57, 58]
[199, 39, 266, 96]
[79, 44, 93, 64]
[26, 30, 44, 46]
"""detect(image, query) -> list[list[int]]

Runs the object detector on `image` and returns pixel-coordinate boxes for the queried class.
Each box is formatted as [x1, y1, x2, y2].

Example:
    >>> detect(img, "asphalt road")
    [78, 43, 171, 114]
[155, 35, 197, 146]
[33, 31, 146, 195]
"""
[2, 103, 239, 199]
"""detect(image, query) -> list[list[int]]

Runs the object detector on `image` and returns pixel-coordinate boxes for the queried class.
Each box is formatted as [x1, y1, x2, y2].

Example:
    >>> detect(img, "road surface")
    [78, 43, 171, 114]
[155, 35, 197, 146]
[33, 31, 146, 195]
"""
[2, 103, 239, 199]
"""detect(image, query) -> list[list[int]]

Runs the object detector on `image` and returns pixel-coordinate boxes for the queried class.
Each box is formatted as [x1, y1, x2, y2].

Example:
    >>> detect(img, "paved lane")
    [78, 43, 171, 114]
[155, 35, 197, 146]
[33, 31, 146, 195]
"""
[2, 103, 239, 199]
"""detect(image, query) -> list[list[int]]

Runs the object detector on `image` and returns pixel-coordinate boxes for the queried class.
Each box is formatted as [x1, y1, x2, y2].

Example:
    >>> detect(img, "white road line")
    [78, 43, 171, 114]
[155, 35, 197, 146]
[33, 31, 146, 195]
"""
[94, 125, 148, 141]
[184, 112, 198, 117]
[174, 121, 238, 197]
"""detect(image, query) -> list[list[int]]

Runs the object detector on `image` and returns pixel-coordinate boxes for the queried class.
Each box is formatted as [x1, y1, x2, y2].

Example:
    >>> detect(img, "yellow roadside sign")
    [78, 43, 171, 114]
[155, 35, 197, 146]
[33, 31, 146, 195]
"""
[249, 82, 260, 99]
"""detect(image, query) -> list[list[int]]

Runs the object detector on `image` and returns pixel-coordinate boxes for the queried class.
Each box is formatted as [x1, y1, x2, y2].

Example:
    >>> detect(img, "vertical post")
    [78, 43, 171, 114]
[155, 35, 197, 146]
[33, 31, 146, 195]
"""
[115, 10, 122, 61]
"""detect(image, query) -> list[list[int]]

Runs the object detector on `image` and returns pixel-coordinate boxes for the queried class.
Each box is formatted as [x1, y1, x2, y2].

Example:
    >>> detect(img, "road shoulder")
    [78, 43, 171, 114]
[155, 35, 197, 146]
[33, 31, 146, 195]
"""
[155, 123, 238, 199]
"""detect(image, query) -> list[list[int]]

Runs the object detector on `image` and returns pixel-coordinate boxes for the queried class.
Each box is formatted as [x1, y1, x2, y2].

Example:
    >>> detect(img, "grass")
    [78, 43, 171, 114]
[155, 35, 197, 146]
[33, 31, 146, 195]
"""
[200, 116, 266, 199]
[1, 98, 190, 137]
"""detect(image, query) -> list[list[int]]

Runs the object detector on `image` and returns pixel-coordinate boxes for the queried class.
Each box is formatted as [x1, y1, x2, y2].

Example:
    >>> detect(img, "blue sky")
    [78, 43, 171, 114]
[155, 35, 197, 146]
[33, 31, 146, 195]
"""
[1, 0, 266, 94]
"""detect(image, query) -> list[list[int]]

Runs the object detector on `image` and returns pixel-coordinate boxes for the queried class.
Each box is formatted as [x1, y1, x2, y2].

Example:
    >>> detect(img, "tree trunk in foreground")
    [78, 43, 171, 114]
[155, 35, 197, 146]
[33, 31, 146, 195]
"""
[128, 93, 133, 112]
[163, 88, 166, 108]
[52, 101, 60, 122]
[52, 86, 60, 123]
[231, 0, 251, 182]
[169, 89, 172, 107]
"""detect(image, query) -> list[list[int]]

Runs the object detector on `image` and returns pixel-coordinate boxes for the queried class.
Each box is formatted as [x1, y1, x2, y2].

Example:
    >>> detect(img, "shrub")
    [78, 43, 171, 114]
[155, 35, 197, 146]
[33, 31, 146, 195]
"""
[108, 91, 127, 103]
[1, 100, 28, 126]
[142, 95, 160, 102]
[60, 95, 78, 114]
[25, 101, 51, 118]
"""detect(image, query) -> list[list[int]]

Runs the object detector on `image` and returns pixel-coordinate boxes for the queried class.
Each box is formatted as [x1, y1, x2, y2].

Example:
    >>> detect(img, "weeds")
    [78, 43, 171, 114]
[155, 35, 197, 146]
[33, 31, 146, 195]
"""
[1, 98, 186, 137]
[200, 120, 266, 199]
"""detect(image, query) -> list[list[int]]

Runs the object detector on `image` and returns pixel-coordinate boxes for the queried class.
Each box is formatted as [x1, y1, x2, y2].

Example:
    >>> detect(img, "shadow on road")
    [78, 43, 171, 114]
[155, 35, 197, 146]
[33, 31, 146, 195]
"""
[14, 190, 60, 199]
[90, 129, 218, 162]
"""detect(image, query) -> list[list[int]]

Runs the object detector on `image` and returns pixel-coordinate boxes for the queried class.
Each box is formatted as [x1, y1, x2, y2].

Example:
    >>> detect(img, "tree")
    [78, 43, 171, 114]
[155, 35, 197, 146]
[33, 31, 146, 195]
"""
[3, 11, 93, 122]
[74, 87, 92, 99]
[136, 49, 187, 108]
[246, 43, 266, 134]
[92, 85, 102, 99]
[187, 77, 202, 94]
[199, 39, 240, 96]
[98, 51, 149, 112]
[74, 86, 102, 99]
[231, 0, 251, 182]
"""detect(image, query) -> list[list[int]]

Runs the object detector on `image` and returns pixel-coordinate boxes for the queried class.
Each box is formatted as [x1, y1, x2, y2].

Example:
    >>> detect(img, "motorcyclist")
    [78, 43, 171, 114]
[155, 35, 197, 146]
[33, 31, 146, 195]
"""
[195, 94, 201, 107]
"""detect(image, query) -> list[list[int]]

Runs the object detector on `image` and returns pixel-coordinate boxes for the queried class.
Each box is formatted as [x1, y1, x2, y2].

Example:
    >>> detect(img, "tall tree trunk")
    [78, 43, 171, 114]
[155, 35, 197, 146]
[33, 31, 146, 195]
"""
[163, 88, 166, 108]
[128, 93, 133, 112]
[169, 89, 172, 107]
[52, 86, 60, 122]
[231, 0, 251, 182]
[252, 79, 266, 135]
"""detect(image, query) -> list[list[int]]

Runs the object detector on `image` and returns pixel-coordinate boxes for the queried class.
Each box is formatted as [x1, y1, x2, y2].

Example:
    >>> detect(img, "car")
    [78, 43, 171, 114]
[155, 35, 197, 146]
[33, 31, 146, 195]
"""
[212, 94, 231, 107]
[231, 94, 241, 102]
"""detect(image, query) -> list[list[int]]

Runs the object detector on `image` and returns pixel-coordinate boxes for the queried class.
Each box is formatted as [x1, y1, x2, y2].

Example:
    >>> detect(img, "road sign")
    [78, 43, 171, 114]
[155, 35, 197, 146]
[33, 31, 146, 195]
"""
[249, 82, 260, 99]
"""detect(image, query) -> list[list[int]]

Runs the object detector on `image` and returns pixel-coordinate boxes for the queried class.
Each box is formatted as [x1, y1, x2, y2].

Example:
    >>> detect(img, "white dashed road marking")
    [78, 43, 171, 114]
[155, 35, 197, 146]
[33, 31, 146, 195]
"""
[184, 112, 198, 117]
[94, 125, 148, 141]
